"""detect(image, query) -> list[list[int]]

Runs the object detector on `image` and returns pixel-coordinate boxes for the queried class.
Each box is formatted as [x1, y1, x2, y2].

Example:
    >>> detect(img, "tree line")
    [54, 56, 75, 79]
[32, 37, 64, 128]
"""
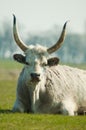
[0, 21, 86, 64]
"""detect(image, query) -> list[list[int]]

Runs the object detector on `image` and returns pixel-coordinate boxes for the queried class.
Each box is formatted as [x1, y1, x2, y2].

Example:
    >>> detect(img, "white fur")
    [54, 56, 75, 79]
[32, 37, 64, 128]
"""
[12, 45, 86, 115]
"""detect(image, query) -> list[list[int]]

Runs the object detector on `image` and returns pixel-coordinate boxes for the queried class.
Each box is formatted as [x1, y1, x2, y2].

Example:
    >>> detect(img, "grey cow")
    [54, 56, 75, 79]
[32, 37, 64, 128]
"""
[12, 15, 86, 115]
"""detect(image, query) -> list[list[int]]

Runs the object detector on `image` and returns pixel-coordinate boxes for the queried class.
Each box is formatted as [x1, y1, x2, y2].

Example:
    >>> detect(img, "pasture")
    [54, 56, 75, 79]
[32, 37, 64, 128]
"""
[0, 59, 86, 130]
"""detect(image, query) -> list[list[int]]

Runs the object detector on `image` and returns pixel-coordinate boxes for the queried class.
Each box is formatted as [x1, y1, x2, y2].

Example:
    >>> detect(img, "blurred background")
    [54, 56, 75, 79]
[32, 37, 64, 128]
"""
[0, 0, 86, 64]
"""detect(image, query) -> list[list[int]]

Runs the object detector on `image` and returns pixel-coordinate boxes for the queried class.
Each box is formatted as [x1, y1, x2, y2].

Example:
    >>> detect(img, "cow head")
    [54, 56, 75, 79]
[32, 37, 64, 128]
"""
[13, 15, 68, 83]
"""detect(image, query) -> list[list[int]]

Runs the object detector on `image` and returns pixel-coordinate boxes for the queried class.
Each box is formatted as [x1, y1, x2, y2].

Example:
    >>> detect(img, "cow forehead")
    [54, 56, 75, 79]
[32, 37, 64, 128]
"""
[25, 45, 49, 62]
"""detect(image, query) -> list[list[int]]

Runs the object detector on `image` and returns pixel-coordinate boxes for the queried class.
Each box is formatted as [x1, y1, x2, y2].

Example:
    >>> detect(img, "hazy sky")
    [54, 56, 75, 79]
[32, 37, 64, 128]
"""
[0, 0, 86, 33]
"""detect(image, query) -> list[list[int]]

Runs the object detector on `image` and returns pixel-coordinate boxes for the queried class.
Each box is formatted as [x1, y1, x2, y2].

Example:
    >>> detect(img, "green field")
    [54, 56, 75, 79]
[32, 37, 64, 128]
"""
[0, 60, 86, 130]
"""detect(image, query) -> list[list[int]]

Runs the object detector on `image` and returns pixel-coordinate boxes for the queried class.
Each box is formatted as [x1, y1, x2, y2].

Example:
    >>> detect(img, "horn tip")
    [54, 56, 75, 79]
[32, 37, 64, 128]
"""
[13, 14, 16, 25]
[63, 20, 70, 29]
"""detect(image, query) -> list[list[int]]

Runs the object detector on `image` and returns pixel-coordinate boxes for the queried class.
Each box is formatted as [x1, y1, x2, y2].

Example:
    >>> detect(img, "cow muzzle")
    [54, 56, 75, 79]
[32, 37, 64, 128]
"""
[30, 73, 40, 82]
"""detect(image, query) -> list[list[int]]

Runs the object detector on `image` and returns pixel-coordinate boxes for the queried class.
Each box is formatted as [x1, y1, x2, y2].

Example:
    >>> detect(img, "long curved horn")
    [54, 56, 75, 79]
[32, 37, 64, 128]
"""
[47, 21, 68, 54]
[13, 14, 28, 51]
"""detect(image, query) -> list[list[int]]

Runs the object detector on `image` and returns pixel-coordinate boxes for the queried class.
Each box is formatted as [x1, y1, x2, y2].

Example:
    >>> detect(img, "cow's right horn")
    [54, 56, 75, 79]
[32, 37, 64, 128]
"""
[13, 14, 28, 51]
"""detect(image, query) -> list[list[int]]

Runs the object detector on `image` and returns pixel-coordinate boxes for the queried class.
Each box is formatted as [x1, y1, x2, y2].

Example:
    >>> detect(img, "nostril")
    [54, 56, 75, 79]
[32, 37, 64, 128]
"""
[36, 73, 40, 77]
[30, 73, 34, 78]
[30, 73, 40, 78]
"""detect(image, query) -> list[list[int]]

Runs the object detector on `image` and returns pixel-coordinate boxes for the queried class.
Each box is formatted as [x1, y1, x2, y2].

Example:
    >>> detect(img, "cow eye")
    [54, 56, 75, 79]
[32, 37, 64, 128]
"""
[25, 62, 30, 65]
[42, 63, 47, 66]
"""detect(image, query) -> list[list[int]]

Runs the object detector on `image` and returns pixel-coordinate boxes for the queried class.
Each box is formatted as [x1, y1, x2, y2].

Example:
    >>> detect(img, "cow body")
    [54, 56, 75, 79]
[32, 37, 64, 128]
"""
[12, 15, 86, 115]
[12, 46, 86, 115]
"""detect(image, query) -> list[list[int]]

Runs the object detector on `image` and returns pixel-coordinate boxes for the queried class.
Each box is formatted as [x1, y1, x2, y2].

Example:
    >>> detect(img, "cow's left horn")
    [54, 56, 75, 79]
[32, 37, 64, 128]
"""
[47, 21, 68, 54]
[13, 14, 28, 51]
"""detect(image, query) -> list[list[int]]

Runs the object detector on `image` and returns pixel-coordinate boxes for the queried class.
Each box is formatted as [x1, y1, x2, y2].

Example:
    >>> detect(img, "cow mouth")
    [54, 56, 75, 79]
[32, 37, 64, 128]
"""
[30, 77, 40, 83]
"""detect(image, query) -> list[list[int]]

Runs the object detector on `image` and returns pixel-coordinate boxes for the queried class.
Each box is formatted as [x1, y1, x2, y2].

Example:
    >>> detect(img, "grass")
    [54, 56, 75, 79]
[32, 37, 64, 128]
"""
[0, 59, 23, 69]
[0, 114, 86, 130]
[0, 59, 86, 130]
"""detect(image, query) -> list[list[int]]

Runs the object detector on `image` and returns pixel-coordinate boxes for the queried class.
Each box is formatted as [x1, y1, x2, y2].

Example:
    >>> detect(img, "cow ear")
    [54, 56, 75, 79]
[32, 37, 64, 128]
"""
[13, 54, 26, 64]
[47, 57, 60, 66]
